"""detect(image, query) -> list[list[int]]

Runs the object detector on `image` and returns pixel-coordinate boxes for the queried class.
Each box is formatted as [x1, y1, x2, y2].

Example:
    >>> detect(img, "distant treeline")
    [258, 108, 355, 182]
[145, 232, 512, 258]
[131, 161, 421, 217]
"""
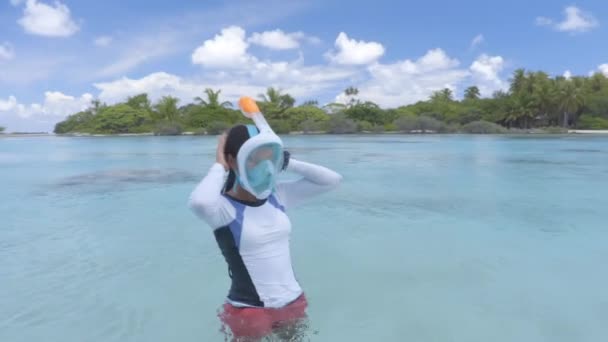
[52, 69, 608, 135]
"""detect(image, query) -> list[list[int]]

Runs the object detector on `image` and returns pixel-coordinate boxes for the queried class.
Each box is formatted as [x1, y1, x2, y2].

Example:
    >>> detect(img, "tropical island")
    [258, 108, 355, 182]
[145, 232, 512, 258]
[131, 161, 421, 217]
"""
[48, 69, 608, 136]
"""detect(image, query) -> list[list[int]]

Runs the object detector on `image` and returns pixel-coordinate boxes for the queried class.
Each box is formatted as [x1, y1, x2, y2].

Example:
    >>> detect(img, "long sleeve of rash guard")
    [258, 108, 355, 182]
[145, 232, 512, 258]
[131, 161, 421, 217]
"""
[275, 159, 342, 210]
[188, 163, 235, 228]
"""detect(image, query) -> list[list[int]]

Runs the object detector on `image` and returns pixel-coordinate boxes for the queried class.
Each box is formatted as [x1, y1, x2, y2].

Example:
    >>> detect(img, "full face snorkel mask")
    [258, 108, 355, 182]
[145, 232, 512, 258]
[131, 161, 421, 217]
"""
[234, 96, 284, 200]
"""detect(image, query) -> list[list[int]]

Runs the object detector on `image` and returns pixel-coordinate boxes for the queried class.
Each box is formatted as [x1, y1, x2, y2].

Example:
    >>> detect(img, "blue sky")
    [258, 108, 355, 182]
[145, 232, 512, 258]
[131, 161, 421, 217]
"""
[1, 0, 607, 132]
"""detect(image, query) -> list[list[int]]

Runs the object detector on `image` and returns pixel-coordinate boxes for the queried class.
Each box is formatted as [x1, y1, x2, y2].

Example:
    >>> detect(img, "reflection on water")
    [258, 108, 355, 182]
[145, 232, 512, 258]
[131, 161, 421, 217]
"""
[56, 169, 198, 188]
[505, 158, 575, 166]
[560, 149, 606, 153]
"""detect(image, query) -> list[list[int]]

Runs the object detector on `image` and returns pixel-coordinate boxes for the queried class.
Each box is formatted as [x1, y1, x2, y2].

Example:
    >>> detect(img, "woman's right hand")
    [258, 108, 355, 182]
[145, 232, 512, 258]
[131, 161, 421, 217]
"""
[216, 132, 228, 171]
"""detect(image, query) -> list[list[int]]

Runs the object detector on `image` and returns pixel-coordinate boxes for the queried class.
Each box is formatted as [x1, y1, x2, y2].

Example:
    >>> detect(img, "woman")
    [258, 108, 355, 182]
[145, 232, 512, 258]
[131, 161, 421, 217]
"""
[188, 123, 342, 341]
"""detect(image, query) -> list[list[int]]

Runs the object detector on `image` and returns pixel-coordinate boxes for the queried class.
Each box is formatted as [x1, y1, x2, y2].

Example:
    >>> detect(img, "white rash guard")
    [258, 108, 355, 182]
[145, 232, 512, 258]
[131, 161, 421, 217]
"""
[189, 159, 342, 308]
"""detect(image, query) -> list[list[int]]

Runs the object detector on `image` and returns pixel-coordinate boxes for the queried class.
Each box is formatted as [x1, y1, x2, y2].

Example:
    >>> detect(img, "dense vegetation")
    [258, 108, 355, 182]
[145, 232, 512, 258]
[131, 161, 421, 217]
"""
[0, 126, 5, 134]
[54, 69, 608, 135]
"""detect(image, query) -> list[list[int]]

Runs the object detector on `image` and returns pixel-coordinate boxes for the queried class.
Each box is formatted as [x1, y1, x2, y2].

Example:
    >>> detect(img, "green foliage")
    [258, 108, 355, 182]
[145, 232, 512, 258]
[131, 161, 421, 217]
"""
[0, 126, 5, 133]
[301, 100, 319, 107]
[91, 104, 150, 134]
[394, 115, 418, 132]
[344, 102, 387, 125]
[327, 113, 357, 134]
[183, 105, 240, 130]
[394, 115, 444, 133]
[194, 88, 232, 108]
[582, 93, 608, 119]
[54, 110, 95, 133]
[298, 119, 329, 134]
[577, 115, 608, 129]
[445, 123, 462, 133]
[357, 121, 374, 132]
[461, 121, 507, 134]
[258, 87, 295, 120]
[126, 93, 151, 110]
[384, 123, 398, 132]
[206, 121, 232, 135]
[430, 88, 454, 102]
[371, 124, 385, 133]
[464, 86, 481, 101]
[153, 96, 180, 122]
[268, 120, 292, 134]
[418, 116, 444, 132]
[284, 106, 329, 130]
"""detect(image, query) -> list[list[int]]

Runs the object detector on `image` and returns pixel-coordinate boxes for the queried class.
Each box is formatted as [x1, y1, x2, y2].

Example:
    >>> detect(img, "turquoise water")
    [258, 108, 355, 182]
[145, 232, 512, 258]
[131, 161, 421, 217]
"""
[1, 134, 608, 342]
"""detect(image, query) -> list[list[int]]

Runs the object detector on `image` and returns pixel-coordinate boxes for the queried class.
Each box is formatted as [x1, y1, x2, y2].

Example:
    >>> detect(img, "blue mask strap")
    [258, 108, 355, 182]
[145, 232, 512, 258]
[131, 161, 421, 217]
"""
[235, 125, 259, 193]
[232, 173, 240, 192]
[246, 124, 259, 138]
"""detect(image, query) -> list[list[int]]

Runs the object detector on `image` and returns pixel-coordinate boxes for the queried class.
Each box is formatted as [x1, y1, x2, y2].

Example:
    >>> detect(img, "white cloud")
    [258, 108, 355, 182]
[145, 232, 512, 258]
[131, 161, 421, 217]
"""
[325, 32, 385, 65]
[94, 72, 191, 103]
[351, 49, 469, 107]
[0, 42, 15, 61]
[471, 34, 484, 48]
[0, 92, 93, 119]
[470, 54, 506, 96]
[93, 61, 356, 106]
[94, 36, 113, 47]
[41, 91, 93, 117]
[0, 96, 19, 111]
[18, 0, 79, 37]
[536, 6, 599, 33]
[93, 72, 259, 105]
[249, 29, 303, 50]
[564, 70, 573, 79]
[599, 64, 608, 77]
[191, 26, 253, 68]
[10, 0, 26, 6]
[248, 30, 320, 50]
[557, 6, 599, 32]
[191, 26, 322, 70]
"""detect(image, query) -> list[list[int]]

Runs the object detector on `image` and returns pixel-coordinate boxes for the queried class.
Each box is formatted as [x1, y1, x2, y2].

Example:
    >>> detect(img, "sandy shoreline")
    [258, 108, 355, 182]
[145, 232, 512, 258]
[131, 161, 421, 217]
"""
[568, 130, 608, 134]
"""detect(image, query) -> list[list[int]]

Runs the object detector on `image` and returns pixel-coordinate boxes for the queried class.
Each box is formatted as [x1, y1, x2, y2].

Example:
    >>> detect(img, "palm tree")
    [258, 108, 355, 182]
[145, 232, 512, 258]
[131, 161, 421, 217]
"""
[126, 93, 151, 111]
[503, 109, 518, 128]
[558, 80, 584, 128]
[89, 99, 102, 115]
[588, 73, 608, 93]
[154, 96, 180, 122]
[530, 76, 558, 125]
[301, 100, 319, 107]
[510, 68, 526, 94]
[194, 88, 232, 108]
[464, 86, 481, 101]
[257, 87, 295, 119]
[430, 88, 454, 102]
[340, 86, 360, 108]
[258, 87, 295, 108]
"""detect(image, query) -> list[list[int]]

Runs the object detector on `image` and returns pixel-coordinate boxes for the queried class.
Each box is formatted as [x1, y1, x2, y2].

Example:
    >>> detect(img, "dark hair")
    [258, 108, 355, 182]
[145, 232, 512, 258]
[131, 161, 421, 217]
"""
[222, 124, 259, 193]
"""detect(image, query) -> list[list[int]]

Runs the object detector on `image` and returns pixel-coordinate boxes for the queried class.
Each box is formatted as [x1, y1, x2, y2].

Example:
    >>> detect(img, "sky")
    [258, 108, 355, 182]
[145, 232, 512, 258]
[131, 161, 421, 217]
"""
[1, 0, 607, 132]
